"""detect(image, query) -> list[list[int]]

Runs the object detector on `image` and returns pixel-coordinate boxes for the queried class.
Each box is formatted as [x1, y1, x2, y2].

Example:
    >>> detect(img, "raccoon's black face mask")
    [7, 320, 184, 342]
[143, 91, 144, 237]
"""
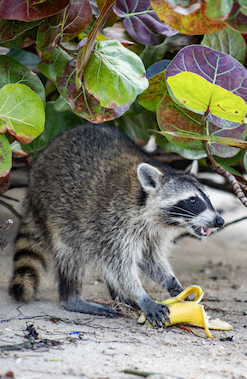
[168, 195, 224, 237]
[137, 162, 224, 238]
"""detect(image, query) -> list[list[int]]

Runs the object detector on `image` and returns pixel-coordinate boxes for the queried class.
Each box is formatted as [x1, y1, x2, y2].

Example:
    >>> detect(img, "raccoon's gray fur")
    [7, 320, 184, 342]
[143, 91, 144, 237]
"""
[9, 124, 224, 326]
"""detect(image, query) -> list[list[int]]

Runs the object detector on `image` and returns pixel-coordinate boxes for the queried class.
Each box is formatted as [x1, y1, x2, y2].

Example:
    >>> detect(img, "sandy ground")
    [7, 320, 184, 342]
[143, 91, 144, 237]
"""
[1, 175, 247, 379]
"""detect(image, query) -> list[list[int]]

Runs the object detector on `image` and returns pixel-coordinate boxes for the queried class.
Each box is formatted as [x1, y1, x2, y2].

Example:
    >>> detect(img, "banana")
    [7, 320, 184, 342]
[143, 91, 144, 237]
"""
[137, 286, 232, 338]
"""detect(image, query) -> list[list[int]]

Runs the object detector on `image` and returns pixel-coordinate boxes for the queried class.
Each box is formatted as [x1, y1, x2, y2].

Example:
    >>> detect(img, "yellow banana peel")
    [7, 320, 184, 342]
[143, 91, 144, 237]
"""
[138, 285, 232, 338]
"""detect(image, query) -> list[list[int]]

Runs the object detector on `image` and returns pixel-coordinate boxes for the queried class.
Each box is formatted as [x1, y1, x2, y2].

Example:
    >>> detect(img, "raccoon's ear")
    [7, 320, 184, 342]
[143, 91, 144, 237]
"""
[185, 160, 198, 176]
[137, 163, 163, 191]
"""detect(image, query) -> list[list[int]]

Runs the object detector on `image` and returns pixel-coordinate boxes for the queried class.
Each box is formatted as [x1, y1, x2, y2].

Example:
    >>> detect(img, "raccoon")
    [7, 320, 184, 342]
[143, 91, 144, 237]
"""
[9, 124, 224, 326]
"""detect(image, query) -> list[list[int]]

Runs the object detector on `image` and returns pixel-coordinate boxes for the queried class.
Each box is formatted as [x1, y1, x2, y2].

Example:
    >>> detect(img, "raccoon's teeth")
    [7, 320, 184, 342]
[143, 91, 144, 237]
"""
[202, 228, 212, 236]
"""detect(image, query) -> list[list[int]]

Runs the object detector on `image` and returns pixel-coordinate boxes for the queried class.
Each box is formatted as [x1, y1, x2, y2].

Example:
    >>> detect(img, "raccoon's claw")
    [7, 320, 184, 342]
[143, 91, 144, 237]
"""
[140, 297, 170, 327]
[148, 304, 171, 327]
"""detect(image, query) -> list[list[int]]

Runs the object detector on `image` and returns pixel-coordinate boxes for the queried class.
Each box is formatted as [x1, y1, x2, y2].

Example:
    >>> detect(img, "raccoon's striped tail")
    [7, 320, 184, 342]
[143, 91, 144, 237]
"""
[9, 231, 47, 302]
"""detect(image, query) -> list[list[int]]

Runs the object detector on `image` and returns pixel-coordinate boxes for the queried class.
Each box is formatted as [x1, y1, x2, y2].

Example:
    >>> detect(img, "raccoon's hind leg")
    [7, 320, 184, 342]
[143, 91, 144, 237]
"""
[58, 271, 119, 317]
[9, 231, 47, 302]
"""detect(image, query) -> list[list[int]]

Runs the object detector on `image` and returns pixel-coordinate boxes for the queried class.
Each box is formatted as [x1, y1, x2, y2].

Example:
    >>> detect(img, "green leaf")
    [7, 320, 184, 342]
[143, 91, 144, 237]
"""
[56, 59, 132, 123]
[21, 102, 84, 155]
[0, 55, 45, 105]
[202, 27, 247, 65]
[75, 0, 116, 89]
[83, 40, 149, 108]
[138, 70, 167, 112]
[166, 71, 247, 124]
[225, 1, 247, 33]
[155, 134, 207, 160]
[205, 0, 233, 20]
[157, 91, 204, 151]
[0, 84, 45, 144]
[215, 156, 245, 178]
[243, 151, 247, 173]
[113, 109, 154, 141]
[38, 45, 71, 82]
[0, 134, 12, 177]
[0, 19, 40, 48]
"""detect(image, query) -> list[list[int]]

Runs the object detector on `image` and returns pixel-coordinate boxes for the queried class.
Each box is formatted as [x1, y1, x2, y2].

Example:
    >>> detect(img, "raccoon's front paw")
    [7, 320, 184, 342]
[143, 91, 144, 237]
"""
[140, 297, 170, 327]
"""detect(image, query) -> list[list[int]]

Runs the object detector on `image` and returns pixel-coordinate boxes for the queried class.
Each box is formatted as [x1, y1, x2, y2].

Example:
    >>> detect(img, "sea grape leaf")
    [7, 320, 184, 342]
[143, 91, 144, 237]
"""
[165, 45, 247, 128]
[157, 91, 204, 151]
[205, 0, 233, 21]
[151, 1, 227, 35]
[243, 151, 247, 173]
[7, 50, 41, 70]
[36, 11, 64, 60]
[225, 1, 247, 33]
[140, 41, 171, 70]
[114, 0, 177, 46]
[0, 0, 70, 22]
[202, 27, 247, 65]
[0, 134, 12, 178]
[63, 0, 92, 41]
[157, 82, 247, 159]
[138, 70, 167, 112]
[83, 40, 149, 109]
[154, 0, 201, 15]
[38, 45, 71, 82]
[21, 101, 84, 155]
[215, 156, 246, 179]
[209, 123, 246, 158]
[0, 19, 40, 49]
[0, 84, 45, 144]
[146, 60, 171, 79]
[0, 56, 45, 105]
[75, 0, 116, 90]
[239, 0, 247, 16]
[114, 109, 154, 142]
[56, 59, 133, 123]
[166, 72, 247, 124]
[155, 134, 207, 160]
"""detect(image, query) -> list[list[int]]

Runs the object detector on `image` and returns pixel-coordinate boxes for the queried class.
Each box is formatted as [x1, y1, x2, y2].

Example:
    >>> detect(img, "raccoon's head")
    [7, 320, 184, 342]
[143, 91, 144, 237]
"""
[137, 162, 224, 238]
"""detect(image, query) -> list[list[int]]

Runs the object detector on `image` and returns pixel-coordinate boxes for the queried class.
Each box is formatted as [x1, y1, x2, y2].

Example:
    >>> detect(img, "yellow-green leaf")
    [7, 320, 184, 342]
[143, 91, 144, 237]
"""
[166, 72, 247, 124]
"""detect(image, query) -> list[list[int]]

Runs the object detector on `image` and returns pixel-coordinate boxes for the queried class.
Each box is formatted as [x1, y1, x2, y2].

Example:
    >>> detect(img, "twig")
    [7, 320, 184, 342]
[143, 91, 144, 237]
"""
[0, 194, 20, 202]
[0, 219, 13, 231]
[203, 141, 247, 207]
[0, 199, 21, 219]
[0, 219, 13, 251]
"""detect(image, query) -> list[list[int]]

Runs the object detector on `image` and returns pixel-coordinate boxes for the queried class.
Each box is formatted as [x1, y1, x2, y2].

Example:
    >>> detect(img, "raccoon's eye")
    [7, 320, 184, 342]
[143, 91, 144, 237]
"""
[189, 197, 197, 204]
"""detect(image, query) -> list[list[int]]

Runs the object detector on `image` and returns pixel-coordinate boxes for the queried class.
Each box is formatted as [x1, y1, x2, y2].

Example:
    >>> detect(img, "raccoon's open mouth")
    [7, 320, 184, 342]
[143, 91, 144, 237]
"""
[193, 226, 213, 237]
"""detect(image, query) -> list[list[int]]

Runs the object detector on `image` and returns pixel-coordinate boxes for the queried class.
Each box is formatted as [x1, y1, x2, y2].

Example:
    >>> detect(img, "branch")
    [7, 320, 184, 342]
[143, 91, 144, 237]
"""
[0, 199, 21, 219]
[203, 141, 247, 208]
[0, 219, 13, 251]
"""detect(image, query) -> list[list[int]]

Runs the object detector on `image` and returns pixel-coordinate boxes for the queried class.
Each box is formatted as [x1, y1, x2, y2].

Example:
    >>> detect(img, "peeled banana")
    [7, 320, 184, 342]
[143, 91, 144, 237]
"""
[138, 285, 232, 338]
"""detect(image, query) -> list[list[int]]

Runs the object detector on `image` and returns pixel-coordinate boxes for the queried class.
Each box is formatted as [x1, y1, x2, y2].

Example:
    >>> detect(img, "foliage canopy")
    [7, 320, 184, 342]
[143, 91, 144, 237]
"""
[0, 0, 247, 206]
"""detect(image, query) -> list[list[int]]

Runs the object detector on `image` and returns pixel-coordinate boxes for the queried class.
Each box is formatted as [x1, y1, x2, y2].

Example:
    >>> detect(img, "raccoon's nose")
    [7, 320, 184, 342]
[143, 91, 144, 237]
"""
[214, 215, 224, 228]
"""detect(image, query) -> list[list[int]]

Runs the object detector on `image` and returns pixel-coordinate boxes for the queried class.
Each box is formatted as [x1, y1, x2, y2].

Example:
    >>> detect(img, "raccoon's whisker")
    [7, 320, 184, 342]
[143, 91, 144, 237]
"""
[170, 206, 197, 217]
[168, 212, 194, 219]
